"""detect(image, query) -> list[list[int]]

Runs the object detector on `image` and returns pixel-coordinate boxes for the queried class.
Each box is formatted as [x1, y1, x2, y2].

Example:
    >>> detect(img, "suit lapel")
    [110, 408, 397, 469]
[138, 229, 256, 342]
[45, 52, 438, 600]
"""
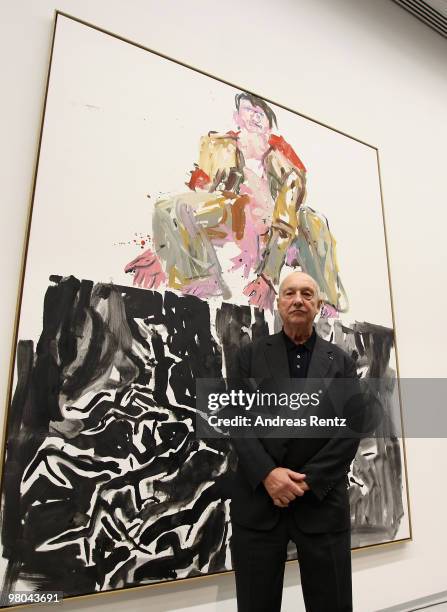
[264, 333, 289, 382]
[306, 336, 339, 415]
[307, 335, 334, 379]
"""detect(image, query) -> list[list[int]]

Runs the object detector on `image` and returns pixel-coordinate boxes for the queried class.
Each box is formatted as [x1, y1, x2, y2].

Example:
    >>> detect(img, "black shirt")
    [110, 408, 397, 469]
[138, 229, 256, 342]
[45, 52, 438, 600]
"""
[282, 328, 316, 378]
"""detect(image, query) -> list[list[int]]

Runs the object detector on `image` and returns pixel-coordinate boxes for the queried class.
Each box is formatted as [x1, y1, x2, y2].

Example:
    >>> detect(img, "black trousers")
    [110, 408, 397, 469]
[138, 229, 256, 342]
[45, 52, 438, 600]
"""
[231, 512, 353, 612]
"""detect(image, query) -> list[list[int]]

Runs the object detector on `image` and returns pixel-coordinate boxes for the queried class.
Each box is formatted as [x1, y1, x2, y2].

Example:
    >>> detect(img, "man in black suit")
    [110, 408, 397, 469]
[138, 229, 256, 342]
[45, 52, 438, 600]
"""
[230, 271, 361, 612]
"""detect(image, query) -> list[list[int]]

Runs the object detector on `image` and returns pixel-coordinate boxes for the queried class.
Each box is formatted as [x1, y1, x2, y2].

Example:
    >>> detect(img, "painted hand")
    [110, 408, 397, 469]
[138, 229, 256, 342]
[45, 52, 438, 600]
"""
[124, 248, 167, 289]
[230, 249, 257, 279]
[182, 275, 221, 298]
[243, 275, 276, 312]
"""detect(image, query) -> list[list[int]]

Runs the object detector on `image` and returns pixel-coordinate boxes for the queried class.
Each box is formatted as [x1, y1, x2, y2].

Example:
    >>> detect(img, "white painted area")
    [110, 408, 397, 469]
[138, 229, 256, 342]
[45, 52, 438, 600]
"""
[0, 1, 446, 611]
[17, 14, 393, 342]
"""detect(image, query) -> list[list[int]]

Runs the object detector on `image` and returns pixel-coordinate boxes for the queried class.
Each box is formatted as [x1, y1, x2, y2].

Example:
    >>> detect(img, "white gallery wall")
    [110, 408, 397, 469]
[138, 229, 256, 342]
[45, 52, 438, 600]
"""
[0, 1, 446, 610]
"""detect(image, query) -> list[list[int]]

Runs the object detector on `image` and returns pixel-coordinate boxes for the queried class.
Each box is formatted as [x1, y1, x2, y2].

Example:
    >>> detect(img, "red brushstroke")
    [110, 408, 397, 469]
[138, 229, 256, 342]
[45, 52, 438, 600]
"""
[269, 135, 306, 171]
[188, 167, 211, 190]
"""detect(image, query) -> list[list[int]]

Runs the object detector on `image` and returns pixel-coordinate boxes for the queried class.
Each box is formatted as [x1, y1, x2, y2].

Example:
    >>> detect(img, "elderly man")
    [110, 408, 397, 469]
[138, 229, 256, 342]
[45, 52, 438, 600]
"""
[230, 271, 360, 612]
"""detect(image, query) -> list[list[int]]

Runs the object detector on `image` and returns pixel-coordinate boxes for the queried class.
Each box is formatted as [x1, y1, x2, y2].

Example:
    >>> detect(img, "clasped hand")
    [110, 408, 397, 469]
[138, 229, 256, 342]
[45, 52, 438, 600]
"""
[263, 467, 309, 508]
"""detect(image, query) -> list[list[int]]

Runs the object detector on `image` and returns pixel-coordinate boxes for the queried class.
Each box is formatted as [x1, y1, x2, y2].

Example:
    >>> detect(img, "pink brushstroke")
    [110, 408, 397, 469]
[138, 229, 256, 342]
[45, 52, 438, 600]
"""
[124, 248, 167, 290]
[231, 219, 260, 278]
[286, 244, 300, 266]
[320, 303, 339, 318]
[243, 276, 275, 312]
[181, 275, 222, 298]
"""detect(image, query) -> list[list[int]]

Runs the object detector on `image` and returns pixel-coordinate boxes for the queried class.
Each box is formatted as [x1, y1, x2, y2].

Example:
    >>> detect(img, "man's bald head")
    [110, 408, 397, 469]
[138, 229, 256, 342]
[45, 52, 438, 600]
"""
[278, 271, 322, 300]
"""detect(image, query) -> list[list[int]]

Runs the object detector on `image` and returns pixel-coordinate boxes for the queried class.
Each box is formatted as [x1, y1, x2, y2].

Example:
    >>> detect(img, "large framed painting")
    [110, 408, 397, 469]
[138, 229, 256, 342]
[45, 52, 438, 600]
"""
[0, 11, 411, 606]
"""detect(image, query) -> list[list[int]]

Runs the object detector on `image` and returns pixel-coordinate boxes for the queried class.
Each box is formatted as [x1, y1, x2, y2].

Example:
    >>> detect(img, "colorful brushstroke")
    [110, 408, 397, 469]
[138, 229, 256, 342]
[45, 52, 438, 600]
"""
[125, 92, 347, 313]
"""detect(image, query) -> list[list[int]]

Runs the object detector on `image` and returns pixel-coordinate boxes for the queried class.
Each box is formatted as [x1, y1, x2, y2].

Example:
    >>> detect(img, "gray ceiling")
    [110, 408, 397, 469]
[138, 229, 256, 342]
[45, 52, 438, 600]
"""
[392, 0, 447, 37]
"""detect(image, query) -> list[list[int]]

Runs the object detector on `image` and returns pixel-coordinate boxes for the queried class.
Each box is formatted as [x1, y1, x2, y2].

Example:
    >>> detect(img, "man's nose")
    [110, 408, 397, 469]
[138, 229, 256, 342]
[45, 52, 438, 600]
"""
[293, 292, 303, 305]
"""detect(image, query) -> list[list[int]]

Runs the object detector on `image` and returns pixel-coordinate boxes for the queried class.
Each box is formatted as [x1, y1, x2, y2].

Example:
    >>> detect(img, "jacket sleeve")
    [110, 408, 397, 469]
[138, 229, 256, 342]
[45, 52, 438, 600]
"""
[229, 343, 276, 491]
[299, 354, 362, 501]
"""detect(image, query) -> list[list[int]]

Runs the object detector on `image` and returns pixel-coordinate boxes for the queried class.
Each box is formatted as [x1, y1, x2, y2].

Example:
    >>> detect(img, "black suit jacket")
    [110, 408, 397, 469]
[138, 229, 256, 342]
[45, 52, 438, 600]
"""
[229, 331, 361, 534]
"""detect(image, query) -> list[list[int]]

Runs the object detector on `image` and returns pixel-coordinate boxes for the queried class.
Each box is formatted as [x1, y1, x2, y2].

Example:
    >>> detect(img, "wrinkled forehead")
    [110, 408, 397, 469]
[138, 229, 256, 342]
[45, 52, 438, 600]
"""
[279, 274, 318, 295]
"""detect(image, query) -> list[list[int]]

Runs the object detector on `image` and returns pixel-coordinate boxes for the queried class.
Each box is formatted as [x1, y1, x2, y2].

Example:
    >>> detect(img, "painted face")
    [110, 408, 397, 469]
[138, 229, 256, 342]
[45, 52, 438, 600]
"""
[277, 273, 321, 329]
[234, 100, 270, 135]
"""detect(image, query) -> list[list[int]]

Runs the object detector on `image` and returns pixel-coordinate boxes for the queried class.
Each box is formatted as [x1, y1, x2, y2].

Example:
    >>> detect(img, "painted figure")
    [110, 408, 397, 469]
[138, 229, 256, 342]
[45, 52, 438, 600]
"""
[125, 93, 347, 313]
